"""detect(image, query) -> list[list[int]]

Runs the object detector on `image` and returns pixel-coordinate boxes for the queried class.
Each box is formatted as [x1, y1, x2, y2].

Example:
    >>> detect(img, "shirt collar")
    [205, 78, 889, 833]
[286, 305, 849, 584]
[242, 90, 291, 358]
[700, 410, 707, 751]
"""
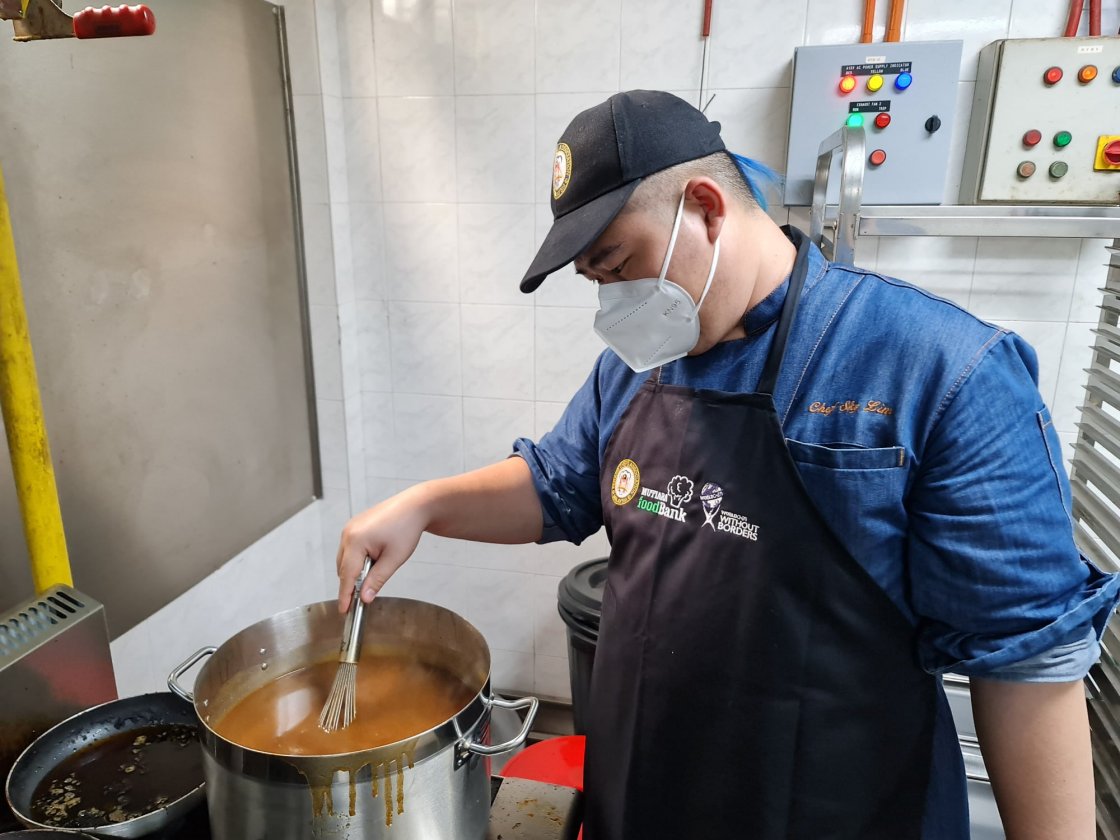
[741, 232, 828, 336]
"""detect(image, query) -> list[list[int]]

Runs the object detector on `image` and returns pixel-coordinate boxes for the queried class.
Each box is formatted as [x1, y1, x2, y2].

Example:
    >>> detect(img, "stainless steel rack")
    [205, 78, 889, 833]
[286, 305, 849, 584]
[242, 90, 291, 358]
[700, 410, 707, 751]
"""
[808, 124, 1120, 264]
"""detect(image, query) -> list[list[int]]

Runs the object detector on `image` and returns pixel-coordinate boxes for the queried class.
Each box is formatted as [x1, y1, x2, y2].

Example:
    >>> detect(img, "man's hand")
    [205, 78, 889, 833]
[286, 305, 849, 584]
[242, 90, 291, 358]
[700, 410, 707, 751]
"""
[335, 457, 544, 612]
[971, 676, 1095, 839]
[336, 484, 430, 612]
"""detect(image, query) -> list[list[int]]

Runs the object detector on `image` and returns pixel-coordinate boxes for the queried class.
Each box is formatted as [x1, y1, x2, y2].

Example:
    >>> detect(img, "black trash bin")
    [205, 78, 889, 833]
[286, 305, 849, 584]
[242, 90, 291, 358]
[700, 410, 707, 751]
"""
[557, 557, 608, 735]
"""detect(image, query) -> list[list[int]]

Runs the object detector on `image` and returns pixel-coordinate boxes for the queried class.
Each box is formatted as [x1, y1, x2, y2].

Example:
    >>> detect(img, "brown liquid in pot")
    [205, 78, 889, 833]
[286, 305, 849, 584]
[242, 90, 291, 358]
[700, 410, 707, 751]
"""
[213, 657, 475, 755]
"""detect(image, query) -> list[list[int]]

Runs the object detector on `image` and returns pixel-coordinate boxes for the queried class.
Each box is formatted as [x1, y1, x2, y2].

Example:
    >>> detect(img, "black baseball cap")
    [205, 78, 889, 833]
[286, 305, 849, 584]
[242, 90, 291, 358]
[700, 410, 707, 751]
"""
[520, 90, 727, 293]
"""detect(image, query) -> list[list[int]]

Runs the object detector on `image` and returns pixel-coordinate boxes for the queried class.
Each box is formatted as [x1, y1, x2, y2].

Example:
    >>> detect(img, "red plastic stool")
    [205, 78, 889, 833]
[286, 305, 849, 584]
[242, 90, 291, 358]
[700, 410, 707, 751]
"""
[501, 735, 585, 837]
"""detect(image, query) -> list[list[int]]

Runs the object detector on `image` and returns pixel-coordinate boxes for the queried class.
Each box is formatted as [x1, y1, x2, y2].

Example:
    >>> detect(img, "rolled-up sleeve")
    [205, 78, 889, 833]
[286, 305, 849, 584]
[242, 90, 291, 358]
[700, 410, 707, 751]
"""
[907, 333, 1120, 680]
[512, 355, 606, 545]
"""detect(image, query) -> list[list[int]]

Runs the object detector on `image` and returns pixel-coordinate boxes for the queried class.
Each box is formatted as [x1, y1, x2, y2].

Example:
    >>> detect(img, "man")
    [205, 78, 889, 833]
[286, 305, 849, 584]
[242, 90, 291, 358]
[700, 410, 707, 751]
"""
[336, 91, 1120, 839]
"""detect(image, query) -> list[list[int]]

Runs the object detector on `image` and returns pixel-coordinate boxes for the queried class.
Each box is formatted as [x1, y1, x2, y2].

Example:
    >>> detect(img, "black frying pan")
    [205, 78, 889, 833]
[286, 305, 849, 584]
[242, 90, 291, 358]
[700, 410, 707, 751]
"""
[5, 693, 204, 838]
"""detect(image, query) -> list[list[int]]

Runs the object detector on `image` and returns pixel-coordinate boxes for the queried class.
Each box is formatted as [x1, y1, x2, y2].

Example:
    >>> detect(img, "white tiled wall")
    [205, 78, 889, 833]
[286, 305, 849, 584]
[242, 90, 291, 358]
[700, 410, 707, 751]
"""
[117, 0, 1120, 702]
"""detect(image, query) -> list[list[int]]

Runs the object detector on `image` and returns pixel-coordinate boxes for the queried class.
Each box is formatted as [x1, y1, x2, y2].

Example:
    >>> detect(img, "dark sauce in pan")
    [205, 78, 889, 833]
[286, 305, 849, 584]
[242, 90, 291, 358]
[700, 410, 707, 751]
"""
[29, 724, 202, 829]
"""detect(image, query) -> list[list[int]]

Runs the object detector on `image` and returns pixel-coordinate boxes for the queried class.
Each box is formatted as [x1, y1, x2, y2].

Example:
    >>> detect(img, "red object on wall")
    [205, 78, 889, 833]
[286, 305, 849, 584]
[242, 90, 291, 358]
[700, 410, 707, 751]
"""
[72, 4, 156, 38]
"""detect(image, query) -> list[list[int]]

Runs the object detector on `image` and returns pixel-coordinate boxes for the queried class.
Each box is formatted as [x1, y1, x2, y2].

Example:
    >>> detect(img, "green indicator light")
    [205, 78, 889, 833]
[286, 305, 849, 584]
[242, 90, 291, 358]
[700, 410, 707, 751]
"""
[1054, 130, 1072, 148]
[846, 113, 865, 128]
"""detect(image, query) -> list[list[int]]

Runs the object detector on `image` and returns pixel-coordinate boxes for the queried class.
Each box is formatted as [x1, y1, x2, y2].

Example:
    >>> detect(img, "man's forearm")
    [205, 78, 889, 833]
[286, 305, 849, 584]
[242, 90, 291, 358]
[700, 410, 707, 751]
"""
[411, 456, 544, 544]
[970, 676, 1095, 839]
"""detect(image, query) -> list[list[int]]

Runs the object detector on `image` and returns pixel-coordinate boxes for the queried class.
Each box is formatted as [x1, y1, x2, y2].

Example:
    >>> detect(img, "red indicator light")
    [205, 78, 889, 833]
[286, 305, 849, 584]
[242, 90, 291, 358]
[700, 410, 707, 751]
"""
[839, 75, 858, 94]
[874, 113, 892, 129]
[869, 149, 887, 167]
[1044, 66, 1063, 85]
[1022, 129, 1042, 147]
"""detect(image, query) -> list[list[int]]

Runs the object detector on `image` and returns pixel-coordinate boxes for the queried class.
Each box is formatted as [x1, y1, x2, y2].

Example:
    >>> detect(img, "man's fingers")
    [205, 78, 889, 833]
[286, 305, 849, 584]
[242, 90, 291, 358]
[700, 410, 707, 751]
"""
[360, 551, 407, 604]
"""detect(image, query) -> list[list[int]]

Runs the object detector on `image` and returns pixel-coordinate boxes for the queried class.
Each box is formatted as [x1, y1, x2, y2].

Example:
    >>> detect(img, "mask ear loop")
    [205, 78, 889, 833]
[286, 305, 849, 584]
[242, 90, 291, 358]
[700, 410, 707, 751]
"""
[690, 236, 720, 322]
[656, 192, 688, 285]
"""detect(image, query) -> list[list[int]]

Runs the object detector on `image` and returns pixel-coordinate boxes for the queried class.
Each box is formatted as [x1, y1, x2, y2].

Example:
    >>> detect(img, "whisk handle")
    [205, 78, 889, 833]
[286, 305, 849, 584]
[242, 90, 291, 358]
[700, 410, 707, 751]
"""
[339, 556, 374, 664]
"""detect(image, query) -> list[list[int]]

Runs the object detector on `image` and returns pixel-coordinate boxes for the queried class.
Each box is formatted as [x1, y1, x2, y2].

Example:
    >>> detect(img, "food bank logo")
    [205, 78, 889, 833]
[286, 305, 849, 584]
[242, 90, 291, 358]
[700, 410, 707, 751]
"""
[637, 475, 694, 523]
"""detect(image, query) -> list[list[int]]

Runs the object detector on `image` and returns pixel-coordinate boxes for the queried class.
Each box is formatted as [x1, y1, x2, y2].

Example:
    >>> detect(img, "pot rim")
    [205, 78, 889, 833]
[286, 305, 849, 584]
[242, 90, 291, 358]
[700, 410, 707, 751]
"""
[183, 598, 494, 766]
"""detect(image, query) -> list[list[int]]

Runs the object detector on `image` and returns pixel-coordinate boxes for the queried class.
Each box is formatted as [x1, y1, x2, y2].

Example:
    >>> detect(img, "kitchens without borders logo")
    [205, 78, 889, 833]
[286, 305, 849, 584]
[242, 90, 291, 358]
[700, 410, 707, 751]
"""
[700, 482, 760, 541]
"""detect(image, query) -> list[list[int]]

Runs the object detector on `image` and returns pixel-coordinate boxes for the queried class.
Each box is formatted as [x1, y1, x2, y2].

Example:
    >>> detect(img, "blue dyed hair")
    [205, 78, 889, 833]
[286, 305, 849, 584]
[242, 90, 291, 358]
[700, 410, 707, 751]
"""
[729, 152, 782, 212]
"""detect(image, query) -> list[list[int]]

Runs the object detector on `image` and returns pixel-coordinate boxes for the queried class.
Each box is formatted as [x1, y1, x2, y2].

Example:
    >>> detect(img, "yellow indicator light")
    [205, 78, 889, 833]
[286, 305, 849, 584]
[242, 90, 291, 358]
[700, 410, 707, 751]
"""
[867, 74, 884, 92]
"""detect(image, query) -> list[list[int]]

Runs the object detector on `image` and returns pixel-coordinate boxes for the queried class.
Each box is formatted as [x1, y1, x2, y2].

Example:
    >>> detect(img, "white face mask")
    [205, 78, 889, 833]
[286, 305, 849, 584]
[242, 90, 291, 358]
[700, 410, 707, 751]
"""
[593, 192, 720, 373]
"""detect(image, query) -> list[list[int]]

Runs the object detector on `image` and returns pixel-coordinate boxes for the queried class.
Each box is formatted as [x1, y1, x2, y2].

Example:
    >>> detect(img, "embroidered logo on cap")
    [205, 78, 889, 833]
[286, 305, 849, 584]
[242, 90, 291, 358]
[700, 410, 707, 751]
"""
[552, 142, 572, 200]
[611, 458, 640, 506]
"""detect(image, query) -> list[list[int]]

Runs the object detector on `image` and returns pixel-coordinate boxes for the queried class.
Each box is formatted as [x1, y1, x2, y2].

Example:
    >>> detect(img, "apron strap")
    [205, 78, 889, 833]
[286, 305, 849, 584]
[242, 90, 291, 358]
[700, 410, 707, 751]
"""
[757, 227, 813, 397]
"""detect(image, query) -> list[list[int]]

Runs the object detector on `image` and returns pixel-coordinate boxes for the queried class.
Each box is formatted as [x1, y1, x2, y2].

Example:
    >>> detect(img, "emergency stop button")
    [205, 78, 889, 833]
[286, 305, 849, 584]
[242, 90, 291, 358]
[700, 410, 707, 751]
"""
[1095, 135, 1120, 171]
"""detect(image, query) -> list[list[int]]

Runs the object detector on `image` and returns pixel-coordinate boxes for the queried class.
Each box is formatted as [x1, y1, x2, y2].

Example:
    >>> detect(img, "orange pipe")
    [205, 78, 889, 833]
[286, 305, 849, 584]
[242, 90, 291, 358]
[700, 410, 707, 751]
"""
[1089, 0, 1100, 35]
[702, 0, 712, 37]
[885, 0, 904, 42]
[1064, 0, 1083, 36]
[861, 0, 876, 43]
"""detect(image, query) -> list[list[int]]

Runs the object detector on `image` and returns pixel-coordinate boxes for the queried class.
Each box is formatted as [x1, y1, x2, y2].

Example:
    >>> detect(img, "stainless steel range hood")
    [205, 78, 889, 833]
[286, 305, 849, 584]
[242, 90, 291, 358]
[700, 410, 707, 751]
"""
[0, 585, 117, 829]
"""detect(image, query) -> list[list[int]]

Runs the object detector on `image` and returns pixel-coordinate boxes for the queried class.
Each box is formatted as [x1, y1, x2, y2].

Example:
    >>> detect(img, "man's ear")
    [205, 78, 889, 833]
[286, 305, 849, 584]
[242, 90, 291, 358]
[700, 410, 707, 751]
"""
[683, 177, 727, 244]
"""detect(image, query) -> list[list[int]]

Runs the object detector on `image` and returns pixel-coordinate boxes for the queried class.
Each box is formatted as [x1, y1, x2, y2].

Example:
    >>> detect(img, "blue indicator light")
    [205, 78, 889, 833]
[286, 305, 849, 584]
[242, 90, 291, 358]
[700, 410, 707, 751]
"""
[895, 72, 913, 91]
[1113, 66, 1120, 84]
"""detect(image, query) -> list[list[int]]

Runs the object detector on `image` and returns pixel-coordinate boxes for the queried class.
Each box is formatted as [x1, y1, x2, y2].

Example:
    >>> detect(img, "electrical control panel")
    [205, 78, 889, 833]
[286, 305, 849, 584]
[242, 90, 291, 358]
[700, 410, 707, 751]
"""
[784, 41, 963, 206]
[961, 37, 1120, 205]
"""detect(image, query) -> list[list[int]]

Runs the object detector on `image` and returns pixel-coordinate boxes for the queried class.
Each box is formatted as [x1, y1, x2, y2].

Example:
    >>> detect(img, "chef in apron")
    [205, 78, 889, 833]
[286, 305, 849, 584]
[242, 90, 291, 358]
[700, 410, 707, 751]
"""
[336, 90, 1119, 839]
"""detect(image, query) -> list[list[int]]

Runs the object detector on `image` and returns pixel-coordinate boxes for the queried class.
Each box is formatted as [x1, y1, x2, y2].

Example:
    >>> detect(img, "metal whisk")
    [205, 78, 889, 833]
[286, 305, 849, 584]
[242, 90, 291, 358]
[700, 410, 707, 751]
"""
[318, 556, 373, 732]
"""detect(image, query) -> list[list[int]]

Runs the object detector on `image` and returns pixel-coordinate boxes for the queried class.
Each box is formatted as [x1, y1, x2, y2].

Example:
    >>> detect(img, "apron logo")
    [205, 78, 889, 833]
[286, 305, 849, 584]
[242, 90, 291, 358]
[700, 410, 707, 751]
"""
[637, 475, 693, 523]
[552, 142, 572, 200]
[700, 483, 723, 529]
[701, 481, 761, 541]
[611, 459, 640, 506]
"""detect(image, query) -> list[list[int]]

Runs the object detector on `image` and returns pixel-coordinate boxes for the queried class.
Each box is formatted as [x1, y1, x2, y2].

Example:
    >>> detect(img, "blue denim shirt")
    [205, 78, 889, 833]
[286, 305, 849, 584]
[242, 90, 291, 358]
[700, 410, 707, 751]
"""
[514, 240, 1120, 837]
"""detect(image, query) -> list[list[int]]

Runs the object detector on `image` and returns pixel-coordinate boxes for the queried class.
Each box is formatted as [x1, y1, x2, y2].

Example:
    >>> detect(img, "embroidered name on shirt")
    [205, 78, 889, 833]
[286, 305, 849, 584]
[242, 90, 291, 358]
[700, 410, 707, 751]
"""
[808, 399, 894, 416]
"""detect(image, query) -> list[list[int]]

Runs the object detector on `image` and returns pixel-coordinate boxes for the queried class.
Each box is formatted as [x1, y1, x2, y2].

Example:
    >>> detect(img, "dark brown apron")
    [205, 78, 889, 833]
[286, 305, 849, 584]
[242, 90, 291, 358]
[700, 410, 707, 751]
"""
[585, 229, 937, 839]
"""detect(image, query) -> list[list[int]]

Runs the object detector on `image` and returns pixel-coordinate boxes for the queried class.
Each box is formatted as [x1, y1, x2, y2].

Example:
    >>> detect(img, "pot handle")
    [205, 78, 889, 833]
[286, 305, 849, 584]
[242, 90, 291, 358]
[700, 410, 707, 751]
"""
[466, 695, 540, 756]
[167, 646, 217, 703]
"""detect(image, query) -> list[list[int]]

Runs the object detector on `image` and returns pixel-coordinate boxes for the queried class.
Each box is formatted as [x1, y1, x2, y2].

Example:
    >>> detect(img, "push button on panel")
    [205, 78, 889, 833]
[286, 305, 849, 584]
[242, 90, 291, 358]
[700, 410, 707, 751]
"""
[1022, 129, 1042, 148]
[1079, 65, 1098, 84]
[1113, 66, 1120, 84]
[1017, 161, 1037, 179]
[1049, 161, 1069, 179]
[869, 149, 887, 167]
[867, 74, 884, 92]
[1044, 66, 1064, 85]
[894, 72, 913, 91]
[1054, 130, 1072, 148]
[874, 112, 891, 129]
[839, 74, 857, 94]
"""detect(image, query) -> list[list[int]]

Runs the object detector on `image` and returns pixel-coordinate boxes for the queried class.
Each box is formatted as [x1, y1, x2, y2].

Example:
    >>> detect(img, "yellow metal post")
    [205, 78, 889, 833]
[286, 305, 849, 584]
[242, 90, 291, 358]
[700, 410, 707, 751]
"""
[0, 161, 72, 592]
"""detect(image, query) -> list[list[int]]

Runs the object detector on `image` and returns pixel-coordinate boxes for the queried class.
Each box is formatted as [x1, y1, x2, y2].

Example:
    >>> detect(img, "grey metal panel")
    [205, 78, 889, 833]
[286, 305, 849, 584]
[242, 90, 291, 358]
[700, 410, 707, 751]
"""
[784, 40, 962, 206]
[961, 36, 1120, 205]
[0, 0, 318, 635]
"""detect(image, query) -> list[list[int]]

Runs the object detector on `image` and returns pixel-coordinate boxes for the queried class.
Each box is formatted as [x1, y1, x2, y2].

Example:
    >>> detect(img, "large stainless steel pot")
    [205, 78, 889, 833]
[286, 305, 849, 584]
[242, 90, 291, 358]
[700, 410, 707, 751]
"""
[167, 598, 538, 840]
